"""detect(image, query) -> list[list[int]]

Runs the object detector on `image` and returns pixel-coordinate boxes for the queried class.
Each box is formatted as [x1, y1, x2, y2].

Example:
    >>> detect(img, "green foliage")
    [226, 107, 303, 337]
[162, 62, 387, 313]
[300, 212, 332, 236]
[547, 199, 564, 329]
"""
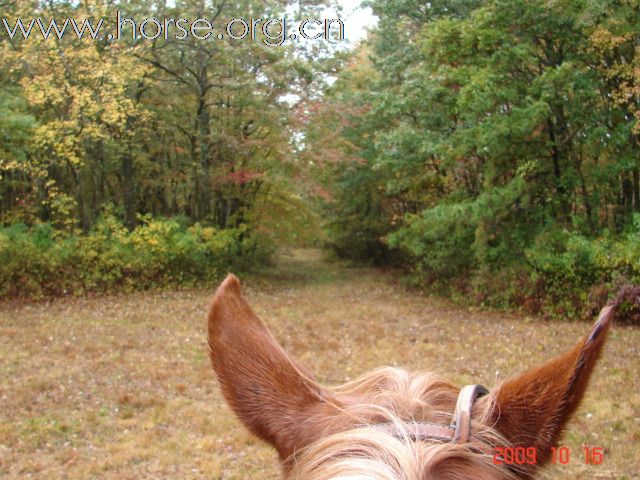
[310, 0, 640, 317]
[0, 0, 331, 234]
[387, 203, 475, 278]
[424, 219, 640, 318]
[0, 89, 34, 167]
[0, 217, 258, 298]
[388, 178, 529, 278]
[325, 163, 397, 263]
[0, 0, 336, 297]
[525, 229, 604, 290]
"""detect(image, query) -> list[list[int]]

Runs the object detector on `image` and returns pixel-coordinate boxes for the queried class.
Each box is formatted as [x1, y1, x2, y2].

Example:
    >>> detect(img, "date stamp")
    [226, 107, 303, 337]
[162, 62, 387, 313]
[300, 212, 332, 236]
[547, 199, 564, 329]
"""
[492, 446, 605, 466]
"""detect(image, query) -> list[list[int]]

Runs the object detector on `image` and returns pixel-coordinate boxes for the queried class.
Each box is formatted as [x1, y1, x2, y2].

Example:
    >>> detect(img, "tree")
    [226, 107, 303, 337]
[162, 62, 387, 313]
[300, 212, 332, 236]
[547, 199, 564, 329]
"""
[313, 0, 640, 312]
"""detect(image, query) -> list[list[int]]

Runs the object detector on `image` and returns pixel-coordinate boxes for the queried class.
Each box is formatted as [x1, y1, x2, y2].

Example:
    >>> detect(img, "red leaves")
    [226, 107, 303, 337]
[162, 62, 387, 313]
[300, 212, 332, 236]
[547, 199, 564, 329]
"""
[219, 169, 263, 185]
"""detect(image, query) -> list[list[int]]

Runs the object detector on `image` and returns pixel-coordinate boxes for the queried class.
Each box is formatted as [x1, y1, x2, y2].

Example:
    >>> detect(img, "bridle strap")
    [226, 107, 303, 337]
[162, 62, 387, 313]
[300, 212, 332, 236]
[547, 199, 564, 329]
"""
[450, 384, 489, 443]
[373, 384, 489, 444]
[375, 421, 456, 442]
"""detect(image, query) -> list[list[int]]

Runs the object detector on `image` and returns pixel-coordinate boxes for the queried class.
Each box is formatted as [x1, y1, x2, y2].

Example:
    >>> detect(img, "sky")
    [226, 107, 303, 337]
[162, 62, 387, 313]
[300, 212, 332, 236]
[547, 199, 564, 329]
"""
[332, 0, 378, 46]
[159, 0, 377, 47]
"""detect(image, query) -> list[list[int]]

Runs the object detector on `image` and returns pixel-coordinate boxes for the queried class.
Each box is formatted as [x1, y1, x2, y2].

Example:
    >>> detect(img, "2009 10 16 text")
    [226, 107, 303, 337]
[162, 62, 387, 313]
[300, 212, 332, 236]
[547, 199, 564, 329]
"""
[492, 446, 605, 465]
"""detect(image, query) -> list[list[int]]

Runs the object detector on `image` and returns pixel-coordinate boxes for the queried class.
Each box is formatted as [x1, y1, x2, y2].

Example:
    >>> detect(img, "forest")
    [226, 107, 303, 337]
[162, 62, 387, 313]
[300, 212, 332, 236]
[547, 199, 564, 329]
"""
[2, 2, 640, 479]
[1, 0, 639, 318]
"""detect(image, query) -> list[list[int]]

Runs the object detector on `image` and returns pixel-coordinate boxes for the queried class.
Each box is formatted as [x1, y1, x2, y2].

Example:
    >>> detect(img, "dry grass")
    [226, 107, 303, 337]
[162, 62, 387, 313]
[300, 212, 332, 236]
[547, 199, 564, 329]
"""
[0, 249, 638, 479]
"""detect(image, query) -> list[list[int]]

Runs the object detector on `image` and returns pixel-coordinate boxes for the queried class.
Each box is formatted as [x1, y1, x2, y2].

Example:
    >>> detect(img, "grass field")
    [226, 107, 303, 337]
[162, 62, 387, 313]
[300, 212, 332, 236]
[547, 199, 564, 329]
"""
[1, 249, 638, 479]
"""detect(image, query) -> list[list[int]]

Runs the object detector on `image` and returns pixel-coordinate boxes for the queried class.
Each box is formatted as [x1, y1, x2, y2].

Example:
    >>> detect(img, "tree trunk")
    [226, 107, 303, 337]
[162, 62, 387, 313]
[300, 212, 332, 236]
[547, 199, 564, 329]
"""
[547, 117, 570, 223]
[577, 160, 594, 233]
[633, 167, 639, 212]
[121, 150, 136, 231]
[197, 88, 211, 220]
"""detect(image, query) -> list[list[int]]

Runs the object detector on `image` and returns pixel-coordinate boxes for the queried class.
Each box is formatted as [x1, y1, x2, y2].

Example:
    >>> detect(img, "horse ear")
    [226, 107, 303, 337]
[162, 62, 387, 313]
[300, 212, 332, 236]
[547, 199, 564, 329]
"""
[207, 274, 335, 461]
[483, 305, 614, 473]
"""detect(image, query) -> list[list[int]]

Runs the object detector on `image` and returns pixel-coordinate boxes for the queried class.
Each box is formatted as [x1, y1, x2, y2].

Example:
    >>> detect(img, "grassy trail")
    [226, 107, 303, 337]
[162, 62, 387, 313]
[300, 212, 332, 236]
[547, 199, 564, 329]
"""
[1, 249, 638, 479]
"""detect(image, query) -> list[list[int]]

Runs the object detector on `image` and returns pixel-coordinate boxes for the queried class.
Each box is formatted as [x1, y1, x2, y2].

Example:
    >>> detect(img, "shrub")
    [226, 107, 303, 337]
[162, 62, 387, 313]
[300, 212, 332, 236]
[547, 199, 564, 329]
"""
[525, 228, 604, 291]
[524, 219, 640, 317]
[387, 204, 476, 281]
[0, 215, 263, 298]
[387, 179, 529, 282]
[388, 203, 640, 319]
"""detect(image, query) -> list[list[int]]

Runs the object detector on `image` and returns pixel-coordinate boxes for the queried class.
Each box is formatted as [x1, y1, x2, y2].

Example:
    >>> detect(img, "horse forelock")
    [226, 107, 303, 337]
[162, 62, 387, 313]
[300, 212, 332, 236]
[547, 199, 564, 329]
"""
[285, 367, 519, 480]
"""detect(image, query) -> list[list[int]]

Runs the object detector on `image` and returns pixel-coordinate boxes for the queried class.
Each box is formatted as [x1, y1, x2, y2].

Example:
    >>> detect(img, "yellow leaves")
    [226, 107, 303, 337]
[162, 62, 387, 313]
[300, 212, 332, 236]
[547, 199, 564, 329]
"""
[34, 123, 82, 166]
[0, 158, 22, 172]
[200, 227, 217, 240]
[590, 27, 640, 134]
[23, 72, 68, 109]
[590, 26, 629, 52]
[14, 24, 154, 169]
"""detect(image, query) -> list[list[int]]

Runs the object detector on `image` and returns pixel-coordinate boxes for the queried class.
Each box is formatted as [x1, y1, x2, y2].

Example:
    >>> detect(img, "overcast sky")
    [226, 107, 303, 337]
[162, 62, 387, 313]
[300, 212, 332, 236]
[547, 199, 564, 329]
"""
[324, 0, 377, 45]
[333, 0, 378, 46]
[157, 0, 378, 47]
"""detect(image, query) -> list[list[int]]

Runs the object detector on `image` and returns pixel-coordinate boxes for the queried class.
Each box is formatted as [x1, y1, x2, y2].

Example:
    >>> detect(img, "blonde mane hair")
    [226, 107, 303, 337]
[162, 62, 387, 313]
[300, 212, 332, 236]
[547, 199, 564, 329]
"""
[290, 368, 517, 480]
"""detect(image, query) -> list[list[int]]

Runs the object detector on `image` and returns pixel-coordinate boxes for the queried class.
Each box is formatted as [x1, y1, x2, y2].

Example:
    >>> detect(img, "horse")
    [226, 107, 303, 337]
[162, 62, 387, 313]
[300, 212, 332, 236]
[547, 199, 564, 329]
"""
[207, 274, 619, 479]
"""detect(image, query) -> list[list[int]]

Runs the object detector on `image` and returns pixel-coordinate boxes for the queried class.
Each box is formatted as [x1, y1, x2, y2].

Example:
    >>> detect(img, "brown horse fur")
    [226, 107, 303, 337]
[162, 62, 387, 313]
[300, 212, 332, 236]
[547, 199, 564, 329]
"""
[208, 274, 626, 479]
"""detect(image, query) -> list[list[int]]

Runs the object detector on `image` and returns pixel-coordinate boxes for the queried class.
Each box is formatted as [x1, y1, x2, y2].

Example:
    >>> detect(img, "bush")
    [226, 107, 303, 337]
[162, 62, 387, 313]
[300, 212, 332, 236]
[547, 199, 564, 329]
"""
[387, 178, 529, 282]
[388, 204, 640, 319]
[524, 219, 640, 317]
[525, 228, 604, 290]
[0, 215, 263, 298]
[387, 203, 476, 281]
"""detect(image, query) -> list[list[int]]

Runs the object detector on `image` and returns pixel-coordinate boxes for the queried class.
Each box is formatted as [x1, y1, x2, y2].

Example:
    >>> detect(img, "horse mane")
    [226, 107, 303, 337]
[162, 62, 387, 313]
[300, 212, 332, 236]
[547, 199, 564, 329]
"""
[289, 367, 519, 480]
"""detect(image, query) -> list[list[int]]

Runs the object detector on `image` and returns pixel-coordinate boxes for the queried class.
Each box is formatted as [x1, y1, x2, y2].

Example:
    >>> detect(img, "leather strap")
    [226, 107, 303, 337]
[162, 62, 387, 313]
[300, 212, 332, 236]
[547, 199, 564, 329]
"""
[375, 421, 455, 442]
[451, 384, 489, 443]
[373, 384, 489, 444]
